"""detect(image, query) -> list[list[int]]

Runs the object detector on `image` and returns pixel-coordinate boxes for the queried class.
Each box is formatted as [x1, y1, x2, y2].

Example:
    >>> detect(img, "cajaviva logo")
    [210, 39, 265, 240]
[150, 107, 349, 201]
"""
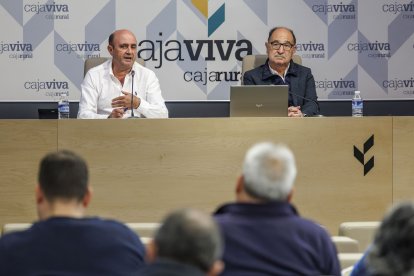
[296, 41, 326, 59]
[137, 32, 252, 69]
[383, 1, 414, 19]
[315, 78, 356, 91]
[24, 2, 70, 19]
[312, 2, 356, 14]
[55, 41, 101, 58]
[311, 2, 356, 19]
[191, 0, 225, 36]
[56, 41, 100, 54]
[24, 79, 69, 92]
[0, 41, 32, 54]
[383, 77, 414, 90]
[382, 1, 414, 14]
[0, 41, 33, 59]
[137, 32, 252, 85]
[347, 41, 391, 58]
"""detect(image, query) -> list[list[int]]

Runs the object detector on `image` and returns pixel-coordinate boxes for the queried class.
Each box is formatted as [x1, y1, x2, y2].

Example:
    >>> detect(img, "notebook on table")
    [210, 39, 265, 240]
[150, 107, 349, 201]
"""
[230, 85, 289, 117]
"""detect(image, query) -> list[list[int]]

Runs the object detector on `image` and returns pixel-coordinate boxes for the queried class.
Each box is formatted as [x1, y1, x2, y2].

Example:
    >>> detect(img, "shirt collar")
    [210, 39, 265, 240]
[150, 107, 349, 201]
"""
[268, 62, 290, 81]
[108, 59, 136, 78]
[262, 59, 298, 81]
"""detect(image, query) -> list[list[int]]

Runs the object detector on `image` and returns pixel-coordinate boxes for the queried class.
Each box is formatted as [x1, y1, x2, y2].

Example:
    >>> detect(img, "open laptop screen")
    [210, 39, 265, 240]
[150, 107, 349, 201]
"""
[230, 85, 289, 117]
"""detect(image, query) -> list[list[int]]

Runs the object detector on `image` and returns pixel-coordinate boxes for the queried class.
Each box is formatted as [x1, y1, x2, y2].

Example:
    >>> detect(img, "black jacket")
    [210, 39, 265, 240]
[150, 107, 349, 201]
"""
[243, 59, 320, 116]
[139, 259, 205, 276]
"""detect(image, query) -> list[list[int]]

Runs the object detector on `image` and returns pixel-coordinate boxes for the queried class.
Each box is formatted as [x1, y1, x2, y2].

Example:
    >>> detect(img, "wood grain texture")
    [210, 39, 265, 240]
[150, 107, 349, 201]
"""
[0, 120, 57, 226]
[0, 118, 394, 234]
[393, 117, 414, 203]
[56, 118, 393, 234]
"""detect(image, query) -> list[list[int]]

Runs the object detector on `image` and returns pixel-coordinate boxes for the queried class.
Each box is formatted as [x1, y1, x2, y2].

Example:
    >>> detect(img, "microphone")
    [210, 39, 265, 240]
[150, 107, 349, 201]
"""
[129, 70, 138, 118]
[288, 91, 320, 116]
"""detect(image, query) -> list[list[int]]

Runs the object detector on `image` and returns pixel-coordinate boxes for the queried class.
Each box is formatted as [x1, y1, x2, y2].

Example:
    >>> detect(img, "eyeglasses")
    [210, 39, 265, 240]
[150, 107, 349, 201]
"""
[269, 42, 294, 51]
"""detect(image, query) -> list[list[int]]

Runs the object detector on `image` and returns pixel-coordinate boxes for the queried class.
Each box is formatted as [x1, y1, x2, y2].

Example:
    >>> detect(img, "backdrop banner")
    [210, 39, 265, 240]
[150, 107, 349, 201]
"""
[0, 0, 413, 102]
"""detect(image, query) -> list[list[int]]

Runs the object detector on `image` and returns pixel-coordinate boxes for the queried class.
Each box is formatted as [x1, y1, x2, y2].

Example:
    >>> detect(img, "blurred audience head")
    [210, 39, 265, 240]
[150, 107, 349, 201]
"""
[238, 142, 297, 202]
[147, 208, 223, 275]
[367, 201, 414, 275]
[37, 150, 91, 219]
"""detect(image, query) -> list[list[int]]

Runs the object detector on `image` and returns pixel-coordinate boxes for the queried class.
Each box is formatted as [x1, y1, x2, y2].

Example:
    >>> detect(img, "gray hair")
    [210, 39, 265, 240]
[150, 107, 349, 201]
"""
[367, 201, 414, 276]
[154, 208, 222, 272]
[243, 142, 297, 201]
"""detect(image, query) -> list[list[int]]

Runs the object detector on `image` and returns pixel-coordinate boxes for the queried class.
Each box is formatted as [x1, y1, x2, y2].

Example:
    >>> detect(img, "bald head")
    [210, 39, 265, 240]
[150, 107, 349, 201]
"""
[108, 29, 136, 46]
[107, 29, 137, 71]
[268, 26, 296, 45]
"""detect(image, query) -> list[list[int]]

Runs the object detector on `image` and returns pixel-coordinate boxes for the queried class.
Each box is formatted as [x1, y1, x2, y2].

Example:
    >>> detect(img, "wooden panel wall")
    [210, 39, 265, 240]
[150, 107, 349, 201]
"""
[0, 120, 57, 226]
[0, 118, 398, 234]
[56, 118, 393, 234]
[393, 117, 414, 203]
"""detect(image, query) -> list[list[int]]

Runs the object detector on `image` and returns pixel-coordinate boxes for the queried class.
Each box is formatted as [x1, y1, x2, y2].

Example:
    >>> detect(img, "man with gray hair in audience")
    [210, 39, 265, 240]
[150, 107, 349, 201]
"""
[214, 142, 340, 275]
[140, 208, 224, 276]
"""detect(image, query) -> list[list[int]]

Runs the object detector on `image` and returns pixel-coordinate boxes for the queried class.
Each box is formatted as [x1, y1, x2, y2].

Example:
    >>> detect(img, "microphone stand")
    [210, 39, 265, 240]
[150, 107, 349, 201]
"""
[128, 70, 139, 119]
[289, 91, 321, 116]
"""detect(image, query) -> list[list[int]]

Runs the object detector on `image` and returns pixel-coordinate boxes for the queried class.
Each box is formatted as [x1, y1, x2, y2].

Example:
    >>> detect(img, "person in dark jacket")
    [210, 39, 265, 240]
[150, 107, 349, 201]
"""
[214, 142, 340, 276]
[243, 27, 319, 117]
[140, 208, 224, 276]
[351, 201, 414, 276]
[0, 150, 145, 276]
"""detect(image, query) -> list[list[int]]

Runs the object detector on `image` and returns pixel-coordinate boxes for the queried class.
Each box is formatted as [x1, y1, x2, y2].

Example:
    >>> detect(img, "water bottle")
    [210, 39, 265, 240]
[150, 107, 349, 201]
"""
[58, 92, 70, 119]
[352, 91, 363, 117]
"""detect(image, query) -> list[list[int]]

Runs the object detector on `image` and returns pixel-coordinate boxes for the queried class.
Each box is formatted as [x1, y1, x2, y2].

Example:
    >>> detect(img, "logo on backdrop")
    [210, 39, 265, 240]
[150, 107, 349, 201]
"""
[311, 2, 356, 20]
[383, 77, 414, 95]
[348, 40, 391, 58]
[316, 78, 356, 94]
[354, 135, 375, 176]
[1, 0, 412, 102]
[191, 0, 225, 36]
[141, 0, 256, 95]
[0, 41, 33, 59]
[382, 1, 414, 19]
[138, 32, 252, 86]
[24, 79, 69, 97]
[24, 2, 70, 20]
[55, 41, 101, 59]
[325, 66, 358, 99]
[296, 41, 326, 59]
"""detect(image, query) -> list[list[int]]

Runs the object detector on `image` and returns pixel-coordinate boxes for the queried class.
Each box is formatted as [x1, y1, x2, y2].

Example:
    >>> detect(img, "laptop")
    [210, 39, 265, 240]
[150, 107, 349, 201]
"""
[230, 85, 289, 117]
[38, 108, 58, 119]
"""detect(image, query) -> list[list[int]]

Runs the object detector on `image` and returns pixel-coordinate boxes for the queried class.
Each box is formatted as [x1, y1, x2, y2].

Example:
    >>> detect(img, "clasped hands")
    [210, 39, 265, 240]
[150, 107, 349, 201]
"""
[108, 91, 141, 119]
[288, 106, 304, 117]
